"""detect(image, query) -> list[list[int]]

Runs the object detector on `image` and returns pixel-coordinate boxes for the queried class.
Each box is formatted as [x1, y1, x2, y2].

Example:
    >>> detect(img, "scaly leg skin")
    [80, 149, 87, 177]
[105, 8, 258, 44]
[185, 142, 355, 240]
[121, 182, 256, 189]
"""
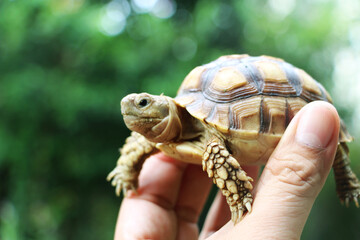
[107, 131, 158, 197]
[333, 142, 360, 207]
[203, 137, 253, 224]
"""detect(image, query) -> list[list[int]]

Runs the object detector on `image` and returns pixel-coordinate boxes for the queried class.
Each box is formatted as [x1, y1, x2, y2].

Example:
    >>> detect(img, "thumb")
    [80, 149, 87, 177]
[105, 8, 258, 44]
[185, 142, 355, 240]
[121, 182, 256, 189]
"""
[248, 101, 340, 238]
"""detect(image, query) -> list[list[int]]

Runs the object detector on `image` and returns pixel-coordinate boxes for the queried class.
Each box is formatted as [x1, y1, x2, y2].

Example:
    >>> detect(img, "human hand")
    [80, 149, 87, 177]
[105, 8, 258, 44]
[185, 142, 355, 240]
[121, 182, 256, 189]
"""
[113, 101, 340, 240]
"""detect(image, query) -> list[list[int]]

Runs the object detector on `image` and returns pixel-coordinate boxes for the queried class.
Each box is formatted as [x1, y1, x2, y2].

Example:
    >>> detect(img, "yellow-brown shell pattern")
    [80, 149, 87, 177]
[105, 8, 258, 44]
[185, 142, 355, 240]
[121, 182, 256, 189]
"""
[175, 55, 332, 135]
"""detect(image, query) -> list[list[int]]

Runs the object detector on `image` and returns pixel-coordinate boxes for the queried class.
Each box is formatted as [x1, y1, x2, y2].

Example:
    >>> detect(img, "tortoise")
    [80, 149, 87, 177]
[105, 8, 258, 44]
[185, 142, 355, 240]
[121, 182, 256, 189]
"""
[107, 54, 360, 224]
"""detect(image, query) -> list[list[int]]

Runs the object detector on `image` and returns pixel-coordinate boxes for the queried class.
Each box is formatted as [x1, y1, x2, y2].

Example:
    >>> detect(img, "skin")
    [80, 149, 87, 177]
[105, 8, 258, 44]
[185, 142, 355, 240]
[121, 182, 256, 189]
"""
[114, 101, 341, 240]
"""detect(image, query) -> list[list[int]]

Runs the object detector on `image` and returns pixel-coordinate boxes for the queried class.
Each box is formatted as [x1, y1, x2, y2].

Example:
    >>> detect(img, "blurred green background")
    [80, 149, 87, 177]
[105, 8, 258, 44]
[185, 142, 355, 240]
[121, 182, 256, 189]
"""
[1, 0, 360, 239]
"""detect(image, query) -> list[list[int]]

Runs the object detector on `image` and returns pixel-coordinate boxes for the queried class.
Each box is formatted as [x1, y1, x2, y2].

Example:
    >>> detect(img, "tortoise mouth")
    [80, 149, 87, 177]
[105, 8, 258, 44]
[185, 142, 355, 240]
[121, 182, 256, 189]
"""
[123, 114, 163, 128]
[123, 114, 162, 121]
[123, 114, 164, 137]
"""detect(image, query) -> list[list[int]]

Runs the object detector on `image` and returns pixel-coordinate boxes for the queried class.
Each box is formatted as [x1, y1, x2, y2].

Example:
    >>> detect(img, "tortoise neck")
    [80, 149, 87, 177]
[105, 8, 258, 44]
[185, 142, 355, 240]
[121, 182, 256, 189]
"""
[150, 97, 182, 143]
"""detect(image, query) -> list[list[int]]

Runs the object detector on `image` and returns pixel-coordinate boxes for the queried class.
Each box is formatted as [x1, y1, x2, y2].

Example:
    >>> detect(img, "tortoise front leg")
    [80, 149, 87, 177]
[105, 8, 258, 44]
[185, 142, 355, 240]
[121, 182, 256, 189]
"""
[107, 131, 159, 196]
[203, 137, 254, 224]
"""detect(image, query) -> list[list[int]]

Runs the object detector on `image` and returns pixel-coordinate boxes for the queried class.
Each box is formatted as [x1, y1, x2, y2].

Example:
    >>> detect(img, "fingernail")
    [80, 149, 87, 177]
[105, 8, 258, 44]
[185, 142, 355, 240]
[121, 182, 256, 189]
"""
[296, 104, 336, 148]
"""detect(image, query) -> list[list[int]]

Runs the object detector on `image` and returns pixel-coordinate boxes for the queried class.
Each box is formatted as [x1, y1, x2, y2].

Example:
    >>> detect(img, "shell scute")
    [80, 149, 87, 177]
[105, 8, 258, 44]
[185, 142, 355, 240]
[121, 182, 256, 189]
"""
[202, 66, 259, 103]
[298, 69, 322, 95]
[206, 103, 230, 132]
[178, 66, 205, 93]
[254, 61, 288, 83]
[261, 96, 287, 135]
[230, 97, 261, 132]
[210, 67, 248, 92]
[184, 97, 215, 121]
[254, 61, 298, 96]
[287, 97, 307, 117]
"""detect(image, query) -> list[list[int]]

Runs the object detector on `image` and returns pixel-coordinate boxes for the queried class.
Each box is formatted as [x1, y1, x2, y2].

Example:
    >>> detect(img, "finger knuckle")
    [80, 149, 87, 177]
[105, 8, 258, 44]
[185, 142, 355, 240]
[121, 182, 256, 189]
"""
[175, 205, 199, 223]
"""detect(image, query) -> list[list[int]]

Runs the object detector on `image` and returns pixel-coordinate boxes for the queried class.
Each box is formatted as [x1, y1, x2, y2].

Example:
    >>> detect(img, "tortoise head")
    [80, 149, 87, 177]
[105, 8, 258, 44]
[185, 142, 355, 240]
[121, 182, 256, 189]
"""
[121, 93, 182, 143]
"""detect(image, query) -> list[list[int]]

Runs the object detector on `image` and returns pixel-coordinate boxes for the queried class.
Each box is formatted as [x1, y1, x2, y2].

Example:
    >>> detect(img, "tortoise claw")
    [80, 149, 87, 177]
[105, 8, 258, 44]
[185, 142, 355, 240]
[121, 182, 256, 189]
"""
[354, 197, 359, 208]
[231, 207, 244, 224]
[245, 201, 252, 213]
[107, 165, 138, 197]
[340, 189, 360, 208]
[231, 210, 238, 224]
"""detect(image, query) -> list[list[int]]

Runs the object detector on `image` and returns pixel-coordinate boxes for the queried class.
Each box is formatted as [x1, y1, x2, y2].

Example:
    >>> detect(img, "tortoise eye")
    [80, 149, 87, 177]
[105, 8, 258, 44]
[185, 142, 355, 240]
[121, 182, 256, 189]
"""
[138, 98, 149, 108]
[135, 95, 152, 109]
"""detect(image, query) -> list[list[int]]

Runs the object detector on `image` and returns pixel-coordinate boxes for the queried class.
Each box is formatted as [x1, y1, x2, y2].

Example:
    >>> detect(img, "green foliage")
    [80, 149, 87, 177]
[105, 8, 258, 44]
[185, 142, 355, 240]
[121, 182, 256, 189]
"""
[0, 0, 359, 239]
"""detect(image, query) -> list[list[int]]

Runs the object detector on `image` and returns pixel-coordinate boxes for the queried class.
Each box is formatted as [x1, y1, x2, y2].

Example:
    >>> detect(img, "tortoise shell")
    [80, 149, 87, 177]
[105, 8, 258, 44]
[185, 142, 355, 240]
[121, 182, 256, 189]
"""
[175, 54, 333, 138]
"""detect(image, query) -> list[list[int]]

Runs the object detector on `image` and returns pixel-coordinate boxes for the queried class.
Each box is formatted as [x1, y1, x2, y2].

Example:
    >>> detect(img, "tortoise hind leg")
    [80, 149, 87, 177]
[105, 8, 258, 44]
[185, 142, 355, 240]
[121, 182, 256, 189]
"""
[202, 137, 253, 224]
[333, 142, 360, 207]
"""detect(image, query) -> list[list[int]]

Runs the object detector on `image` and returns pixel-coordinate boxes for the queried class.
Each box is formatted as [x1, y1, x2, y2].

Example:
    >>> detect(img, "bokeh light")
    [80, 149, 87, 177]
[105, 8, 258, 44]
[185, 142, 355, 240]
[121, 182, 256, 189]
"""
[172, 37, 197, 61]
[151, 0, 176, 19]
[131, 0, 158, 13]
[267, 0, 296, 19]
[100, 0, 129, 36]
